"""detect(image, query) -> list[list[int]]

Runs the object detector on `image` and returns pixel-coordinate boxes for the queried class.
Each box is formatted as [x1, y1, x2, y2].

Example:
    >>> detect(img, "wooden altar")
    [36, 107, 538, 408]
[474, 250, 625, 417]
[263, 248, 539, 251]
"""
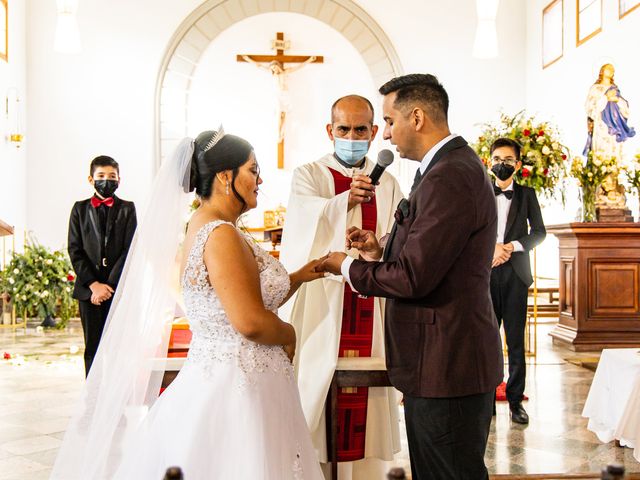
[547, 223, 640, 351]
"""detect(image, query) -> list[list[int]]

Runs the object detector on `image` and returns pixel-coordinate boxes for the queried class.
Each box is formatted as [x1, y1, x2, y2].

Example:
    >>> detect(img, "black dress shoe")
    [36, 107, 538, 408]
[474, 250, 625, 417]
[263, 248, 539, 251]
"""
[509, 403, 529, 424]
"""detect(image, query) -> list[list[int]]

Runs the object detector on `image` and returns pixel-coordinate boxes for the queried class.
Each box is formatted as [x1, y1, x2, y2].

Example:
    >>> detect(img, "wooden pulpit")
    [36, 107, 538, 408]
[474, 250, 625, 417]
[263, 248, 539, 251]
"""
[547, 223, 640, 351]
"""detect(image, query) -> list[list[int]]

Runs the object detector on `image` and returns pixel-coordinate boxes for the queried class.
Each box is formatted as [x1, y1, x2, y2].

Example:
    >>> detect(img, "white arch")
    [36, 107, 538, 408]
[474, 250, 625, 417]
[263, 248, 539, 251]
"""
[154, 0, 403, 168]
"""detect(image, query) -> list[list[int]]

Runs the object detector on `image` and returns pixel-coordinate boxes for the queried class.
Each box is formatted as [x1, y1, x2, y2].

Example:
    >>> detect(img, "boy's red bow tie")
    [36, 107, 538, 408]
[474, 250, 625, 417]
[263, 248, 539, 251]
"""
[91, 196, 114, 208]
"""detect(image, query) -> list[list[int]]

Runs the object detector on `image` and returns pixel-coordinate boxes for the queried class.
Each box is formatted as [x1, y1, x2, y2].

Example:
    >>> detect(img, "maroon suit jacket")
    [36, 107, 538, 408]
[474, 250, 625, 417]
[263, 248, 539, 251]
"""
[349, 136, 504, 398]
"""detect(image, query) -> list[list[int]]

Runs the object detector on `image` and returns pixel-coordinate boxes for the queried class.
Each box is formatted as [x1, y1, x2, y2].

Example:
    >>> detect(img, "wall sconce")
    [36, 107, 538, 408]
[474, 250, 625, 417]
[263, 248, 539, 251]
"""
[5, 87, 23, 148]
[473, 0, 500, 59]
[54, 0, 81, 54]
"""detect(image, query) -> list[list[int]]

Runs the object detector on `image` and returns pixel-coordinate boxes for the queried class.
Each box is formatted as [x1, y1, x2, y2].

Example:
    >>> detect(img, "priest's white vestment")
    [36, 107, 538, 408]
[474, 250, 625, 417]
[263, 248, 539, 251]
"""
[280, 153, 403, 478]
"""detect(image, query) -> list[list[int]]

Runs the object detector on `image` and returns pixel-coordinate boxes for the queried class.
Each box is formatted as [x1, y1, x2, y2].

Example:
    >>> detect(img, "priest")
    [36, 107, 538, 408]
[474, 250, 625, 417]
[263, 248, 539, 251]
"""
[280, 95, 403, 479]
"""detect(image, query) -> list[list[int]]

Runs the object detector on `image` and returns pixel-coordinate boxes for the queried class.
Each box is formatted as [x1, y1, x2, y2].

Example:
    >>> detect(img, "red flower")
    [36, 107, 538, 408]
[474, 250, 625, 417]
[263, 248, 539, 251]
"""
[522, 168, 531, 178]
[561, 154, 567, 160]
[523, 129, 531, 136]
[67, 274, 75, 282]
[538, 130, 545, 137]
[3, 352, 11, 360]
[543, 168, 549, 176]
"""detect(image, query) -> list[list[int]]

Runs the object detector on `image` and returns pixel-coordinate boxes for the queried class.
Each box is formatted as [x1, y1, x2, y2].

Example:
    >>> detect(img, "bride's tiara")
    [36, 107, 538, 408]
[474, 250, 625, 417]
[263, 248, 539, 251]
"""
[204, 125, 225, 152]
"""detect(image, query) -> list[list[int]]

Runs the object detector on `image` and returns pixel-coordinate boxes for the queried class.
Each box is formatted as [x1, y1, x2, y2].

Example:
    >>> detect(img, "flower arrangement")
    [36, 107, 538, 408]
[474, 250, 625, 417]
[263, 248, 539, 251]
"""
[0, 242, 77, 328]
[570, 152, 618, 222]
[473, 111, 569, 199]
[624, 153, 640, 194]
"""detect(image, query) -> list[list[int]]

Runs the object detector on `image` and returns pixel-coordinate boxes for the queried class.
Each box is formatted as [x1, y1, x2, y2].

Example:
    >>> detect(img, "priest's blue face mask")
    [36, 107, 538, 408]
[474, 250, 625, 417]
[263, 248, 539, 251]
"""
[334, 138, 370, 166]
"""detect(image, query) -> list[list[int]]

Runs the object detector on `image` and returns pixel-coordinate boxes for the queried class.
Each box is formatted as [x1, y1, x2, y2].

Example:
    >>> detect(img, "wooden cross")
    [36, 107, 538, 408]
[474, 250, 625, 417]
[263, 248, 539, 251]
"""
[237, 32, 323, 169]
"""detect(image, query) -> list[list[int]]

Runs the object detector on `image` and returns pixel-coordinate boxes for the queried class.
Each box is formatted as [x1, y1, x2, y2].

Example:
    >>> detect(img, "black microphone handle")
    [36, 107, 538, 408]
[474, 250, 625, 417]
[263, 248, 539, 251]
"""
[368, 164, 386, 185]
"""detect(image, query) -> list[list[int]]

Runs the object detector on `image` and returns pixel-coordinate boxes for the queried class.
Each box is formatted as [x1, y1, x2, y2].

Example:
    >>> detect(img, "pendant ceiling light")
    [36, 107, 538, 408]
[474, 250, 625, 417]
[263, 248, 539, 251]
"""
[54, 0, 81, 54]
[473, 0, 499, 59]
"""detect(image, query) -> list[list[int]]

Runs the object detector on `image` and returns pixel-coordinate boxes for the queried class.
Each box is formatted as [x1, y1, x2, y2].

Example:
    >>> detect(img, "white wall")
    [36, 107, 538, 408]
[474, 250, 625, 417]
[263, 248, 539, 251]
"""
[0, 0, 27, 243]
[525, 0, 640, 278]
[24, 0, 528, 248]
[187, 12, 377, 226]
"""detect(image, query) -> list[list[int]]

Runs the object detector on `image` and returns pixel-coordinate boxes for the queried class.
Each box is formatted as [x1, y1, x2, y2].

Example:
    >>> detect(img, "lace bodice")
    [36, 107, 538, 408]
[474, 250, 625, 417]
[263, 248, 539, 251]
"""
[181, 220, 293, 383]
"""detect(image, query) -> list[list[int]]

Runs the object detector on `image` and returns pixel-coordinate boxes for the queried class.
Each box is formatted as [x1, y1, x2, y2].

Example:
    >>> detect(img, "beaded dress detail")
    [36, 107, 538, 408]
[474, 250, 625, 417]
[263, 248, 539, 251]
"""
[114, 221, 323, 480]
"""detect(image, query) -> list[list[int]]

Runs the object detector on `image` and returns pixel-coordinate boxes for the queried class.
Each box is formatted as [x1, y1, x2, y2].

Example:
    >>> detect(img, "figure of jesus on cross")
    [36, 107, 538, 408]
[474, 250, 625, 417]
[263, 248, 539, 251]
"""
[237, 32, 323, 169]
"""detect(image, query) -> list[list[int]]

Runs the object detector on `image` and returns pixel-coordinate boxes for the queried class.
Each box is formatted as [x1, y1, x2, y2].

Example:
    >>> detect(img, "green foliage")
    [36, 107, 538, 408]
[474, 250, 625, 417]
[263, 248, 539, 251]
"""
[624, 153, 640, 193]
[570, 152, 619, 188]
[0, 242, 77, 328]
[472, 111, 570, 200]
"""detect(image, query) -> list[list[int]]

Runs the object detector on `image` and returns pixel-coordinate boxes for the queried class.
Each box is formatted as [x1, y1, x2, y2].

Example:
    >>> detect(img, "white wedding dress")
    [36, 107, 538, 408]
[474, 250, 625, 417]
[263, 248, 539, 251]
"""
[115, 220, 323, 479]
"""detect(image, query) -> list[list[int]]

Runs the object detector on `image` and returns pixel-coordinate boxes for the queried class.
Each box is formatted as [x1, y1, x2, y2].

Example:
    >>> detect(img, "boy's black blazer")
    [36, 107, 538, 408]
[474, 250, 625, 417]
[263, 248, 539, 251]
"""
[68, 196, 137, 301]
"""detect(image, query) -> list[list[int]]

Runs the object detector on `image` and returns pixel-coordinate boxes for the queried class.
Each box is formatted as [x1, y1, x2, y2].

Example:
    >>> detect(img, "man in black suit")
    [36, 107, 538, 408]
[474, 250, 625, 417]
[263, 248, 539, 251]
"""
[490, 138, 546, 425]
[68, 156, 137, 375]
[321, 74, 503, 479]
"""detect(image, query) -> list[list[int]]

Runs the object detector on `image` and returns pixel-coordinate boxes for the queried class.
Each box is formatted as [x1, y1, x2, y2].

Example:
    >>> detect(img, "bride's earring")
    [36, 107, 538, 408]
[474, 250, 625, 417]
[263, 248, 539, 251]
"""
[225, 181, 230, 195]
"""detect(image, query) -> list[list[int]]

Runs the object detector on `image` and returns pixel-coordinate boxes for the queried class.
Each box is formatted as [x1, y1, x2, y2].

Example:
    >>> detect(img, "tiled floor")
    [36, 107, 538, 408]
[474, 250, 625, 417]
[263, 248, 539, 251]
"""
[0, 320, 638, 479]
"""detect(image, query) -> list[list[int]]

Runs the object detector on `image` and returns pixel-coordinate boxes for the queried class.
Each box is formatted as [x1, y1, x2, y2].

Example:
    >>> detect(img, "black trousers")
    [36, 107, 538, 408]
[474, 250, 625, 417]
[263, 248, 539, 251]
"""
[490, 262, 528, 405]
[78, 298, 112, 376]
[404, 392, 493, 480]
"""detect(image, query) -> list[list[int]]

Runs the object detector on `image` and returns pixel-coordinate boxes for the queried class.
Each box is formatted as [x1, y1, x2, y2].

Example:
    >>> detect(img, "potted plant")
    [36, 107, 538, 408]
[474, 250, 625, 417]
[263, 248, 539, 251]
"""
[473, 111, 570, 201]
[624, 153, 640, 220]
[0, 241, 77, 328]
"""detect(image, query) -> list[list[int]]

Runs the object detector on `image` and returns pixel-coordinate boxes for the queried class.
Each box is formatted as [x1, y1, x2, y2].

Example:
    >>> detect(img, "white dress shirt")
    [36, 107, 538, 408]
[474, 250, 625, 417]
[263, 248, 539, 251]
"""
[340, 134, 459, 286]
[495, 181, 523, 252]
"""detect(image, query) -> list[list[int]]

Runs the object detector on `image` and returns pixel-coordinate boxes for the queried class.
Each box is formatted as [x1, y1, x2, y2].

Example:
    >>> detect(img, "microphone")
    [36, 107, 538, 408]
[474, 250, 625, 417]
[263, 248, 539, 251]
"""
[368, 149, 394, 185]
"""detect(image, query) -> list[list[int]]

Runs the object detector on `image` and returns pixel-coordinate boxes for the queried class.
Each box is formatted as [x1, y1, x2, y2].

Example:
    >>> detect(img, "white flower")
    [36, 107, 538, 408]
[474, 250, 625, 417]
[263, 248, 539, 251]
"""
[594, 158, 602, 166]
[41, 291, 49, 297]
[61, 277, 67, 283]
[542, 146, 551, 155]
[527, 151, 535, 157]
[37, 272, 43, 278]
[65, 287, 71, 293]
[21, 295, 27, 301]
[482, 146, 489, 152]
[588, 172, 593, 178]
[46, 259, 53, 265]
[8, 278, 14, 285]
[69, 345, 79, 354]
[44, 279, 49, 285]
[536, 136, 545, 144]
[552, 142, 559, 150]
[13, 268, 19, 274]
[601, 166, 607, 173]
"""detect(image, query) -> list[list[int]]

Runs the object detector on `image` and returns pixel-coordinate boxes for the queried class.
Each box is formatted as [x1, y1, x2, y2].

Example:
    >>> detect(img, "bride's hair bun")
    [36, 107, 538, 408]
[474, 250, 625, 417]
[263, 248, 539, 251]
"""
[190, 130, 253, 201]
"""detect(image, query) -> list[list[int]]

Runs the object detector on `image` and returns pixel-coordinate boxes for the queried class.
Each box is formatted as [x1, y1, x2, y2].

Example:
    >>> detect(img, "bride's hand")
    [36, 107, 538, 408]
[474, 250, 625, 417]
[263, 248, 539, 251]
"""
[292, 255, 328, 284]
[283, 341, 296, 363]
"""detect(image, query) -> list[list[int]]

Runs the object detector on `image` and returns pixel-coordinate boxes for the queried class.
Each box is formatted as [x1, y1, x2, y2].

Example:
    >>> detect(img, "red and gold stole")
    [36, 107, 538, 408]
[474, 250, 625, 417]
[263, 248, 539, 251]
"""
[329, 167, 376, 462]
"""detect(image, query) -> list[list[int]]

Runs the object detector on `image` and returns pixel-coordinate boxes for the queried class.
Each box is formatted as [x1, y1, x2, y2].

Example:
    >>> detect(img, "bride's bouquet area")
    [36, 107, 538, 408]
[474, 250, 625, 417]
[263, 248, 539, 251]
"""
[473, 112, 570, 200]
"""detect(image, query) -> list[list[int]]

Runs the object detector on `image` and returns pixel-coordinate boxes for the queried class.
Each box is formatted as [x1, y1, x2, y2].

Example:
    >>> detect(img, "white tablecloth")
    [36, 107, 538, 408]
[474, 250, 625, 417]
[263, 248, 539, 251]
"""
[583, 348, 640, 461]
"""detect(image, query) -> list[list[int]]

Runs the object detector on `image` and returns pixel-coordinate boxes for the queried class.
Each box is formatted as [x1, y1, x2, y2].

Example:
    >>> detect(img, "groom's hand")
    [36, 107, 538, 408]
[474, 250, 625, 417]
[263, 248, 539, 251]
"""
[346, 227, 383, 261]
[320, 252, 347, 275]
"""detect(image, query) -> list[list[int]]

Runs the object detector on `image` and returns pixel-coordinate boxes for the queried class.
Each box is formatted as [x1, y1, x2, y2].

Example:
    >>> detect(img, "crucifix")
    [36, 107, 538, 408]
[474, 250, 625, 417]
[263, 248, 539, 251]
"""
[237, 32, 323, 169]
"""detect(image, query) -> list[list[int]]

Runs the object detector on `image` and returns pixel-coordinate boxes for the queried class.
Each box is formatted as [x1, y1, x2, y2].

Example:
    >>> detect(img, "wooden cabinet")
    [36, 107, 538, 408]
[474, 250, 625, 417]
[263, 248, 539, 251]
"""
[547, 223, 640, 351]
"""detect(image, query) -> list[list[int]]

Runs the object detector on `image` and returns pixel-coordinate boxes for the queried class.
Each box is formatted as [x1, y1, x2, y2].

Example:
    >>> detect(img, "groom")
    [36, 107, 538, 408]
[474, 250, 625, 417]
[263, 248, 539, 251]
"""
[321, 74, 503, 479]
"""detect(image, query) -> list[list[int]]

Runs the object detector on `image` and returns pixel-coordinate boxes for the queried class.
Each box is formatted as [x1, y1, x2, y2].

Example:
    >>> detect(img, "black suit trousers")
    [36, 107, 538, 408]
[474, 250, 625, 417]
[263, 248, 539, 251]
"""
[404, 392, 493, 480]
[78, 298, 112, 376]
[490, 262, 529, 404]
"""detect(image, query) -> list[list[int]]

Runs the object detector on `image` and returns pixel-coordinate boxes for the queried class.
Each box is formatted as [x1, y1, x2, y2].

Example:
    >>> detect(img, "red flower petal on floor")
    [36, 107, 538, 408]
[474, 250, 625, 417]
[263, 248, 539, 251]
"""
[3, 352, 11, 360]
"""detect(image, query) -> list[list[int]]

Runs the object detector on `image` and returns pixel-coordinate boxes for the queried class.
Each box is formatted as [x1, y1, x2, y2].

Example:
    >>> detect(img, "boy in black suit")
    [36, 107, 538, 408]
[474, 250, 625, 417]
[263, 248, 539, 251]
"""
[490, 138, 546, 425]
[68, 156, 137, 375]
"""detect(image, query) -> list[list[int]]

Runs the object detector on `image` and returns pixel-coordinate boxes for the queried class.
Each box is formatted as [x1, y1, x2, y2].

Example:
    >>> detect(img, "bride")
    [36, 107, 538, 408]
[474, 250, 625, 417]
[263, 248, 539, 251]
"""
[51, 130, 326, 479]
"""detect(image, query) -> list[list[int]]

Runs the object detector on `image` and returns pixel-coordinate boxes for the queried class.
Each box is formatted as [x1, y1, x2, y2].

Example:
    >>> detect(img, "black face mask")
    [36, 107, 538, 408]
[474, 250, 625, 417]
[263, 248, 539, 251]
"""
[94, 179, 119, 198]
[491, 163, 515, 181]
